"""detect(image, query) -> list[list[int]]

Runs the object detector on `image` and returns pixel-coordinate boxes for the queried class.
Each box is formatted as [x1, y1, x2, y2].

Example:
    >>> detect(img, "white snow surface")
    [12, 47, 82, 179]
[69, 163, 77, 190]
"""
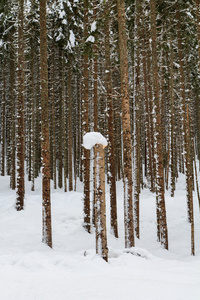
[83, 132, 107, 149]
[0, 174, 200, 299]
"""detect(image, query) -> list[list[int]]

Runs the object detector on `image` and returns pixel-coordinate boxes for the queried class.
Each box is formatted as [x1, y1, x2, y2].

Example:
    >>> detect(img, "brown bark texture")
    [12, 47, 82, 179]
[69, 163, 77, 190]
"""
[104, 1, 118, 238]
[116, 0, 134, 248]
[40, 0, 52, 248]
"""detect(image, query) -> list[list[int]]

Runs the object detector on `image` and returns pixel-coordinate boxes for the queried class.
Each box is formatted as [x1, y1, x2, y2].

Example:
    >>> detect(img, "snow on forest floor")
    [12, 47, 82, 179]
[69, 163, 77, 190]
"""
[0, 174, 200, 299]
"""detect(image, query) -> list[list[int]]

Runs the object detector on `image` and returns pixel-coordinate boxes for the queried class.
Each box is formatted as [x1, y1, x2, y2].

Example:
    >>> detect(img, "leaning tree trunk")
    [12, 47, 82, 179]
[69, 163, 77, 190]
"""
[40, 0, 52, 248]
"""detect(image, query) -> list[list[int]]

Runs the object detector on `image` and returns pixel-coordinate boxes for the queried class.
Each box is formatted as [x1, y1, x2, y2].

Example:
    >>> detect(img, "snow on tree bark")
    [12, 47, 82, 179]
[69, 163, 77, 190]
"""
[16, 0, 25, 211]
[150, 0, 168, 250]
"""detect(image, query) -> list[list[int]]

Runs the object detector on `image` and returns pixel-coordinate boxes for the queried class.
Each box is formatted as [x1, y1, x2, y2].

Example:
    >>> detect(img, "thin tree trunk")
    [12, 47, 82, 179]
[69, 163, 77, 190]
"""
[134, 0, 142, 239]
[58, 47, 63, 189]
[169, 38, 176, 197]
[186, 106, 195, 255]
[150, 0, 168, 249]
[52, 37, 57, 189]
[16, 0, 25, 211]
[68, 65, 73, 191]
[83, 0, 90, 233]
[104, 1, 118, 238]
[177, 9, 192, 222]
[40, 0, 52, 248]
[1, 62, 6, 177]
[9, 27, 16, 190]
[92, 0, 98, 227]
[30, 38, 35, 191]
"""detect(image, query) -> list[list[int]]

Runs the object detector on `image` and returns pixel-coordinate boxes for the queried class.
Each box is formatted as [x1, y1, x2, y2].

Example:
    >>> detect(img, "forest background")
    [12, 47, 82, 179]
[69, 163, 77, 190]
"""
[0, 1, 200, 298]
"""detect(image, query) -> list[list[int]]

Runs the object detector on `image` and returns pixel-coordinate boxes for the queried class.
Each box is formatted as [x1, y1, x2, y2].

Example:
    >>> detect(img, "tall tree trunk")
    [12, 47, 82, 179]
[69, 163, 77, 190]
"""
[169, 38, 176, 197]
[1, 61, 6, 177]
[177, 9, 192, 223]
[141, 20, 153, 192]
[10, 32, 16, 190]
[134, 0, 142, 239]
[52, 36, 57, 189]
[83, 0, 90, 233]
[92, 0, 98, 227]
[104, 1, 118, 238]
[40, 0, 52, 248]
[16, 0, 25, 211]
[30, 38, 35, 191]
[58, 47, 63, 189]
[150, 0, 168, 249]
[63, 67, 68, 193]
[68, 65, 73, 191]
[116, 0, 134, 248]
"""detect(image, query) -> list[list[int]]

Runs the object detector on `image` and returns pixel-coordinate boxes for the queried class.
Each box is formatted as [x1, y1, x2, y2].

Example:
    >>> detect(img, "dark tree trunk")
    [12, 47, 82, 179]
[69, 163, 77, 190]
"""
[16, 0, 25, 211]
[83, 0, 91, 233]
[40, 0, 52, 248]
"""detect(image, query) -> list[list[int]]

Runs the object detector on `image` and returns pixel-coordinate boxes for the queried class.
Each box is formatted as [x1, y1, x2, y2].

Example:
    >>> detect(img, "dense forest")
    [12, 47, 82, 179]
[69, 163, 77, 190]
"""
[0, 0, 200, 261]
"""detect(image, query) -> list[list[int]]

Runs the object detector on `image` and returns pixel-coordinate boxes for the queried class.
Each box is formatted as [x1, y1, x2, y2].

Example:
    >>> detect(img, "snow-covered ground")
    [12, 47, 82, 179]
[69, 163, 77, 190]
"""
[0, 174, 200, 300]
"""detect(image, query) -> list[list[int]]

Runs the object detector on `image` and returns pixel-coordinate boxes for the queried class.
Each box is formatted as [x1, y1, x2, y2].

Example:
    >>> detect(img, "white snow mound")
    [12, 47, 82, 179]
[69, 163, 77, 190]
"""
[83, 132, 107, 150]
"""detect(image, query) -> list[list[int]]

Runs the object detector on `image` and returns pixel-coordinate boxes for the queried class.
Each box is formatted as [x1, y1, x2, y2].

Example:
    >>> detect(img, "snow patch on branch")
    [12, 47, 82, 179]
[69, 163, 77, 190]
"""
[86, 35, 95, 43]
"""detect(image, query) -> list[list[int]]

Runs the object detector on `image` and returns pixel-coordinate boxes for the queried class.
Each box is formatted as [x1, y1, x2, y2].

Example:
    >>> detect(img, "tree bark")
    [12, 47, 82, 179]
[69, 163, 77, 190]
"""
[150, 0, 168, 249]
[94, 143, 108, 262]
[83, 0, 90, 233]
[16, 0, 25, 211]
[116, 0, 134, 248]
[40, 0, 52, 248]
[104, 1, 118, 238]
